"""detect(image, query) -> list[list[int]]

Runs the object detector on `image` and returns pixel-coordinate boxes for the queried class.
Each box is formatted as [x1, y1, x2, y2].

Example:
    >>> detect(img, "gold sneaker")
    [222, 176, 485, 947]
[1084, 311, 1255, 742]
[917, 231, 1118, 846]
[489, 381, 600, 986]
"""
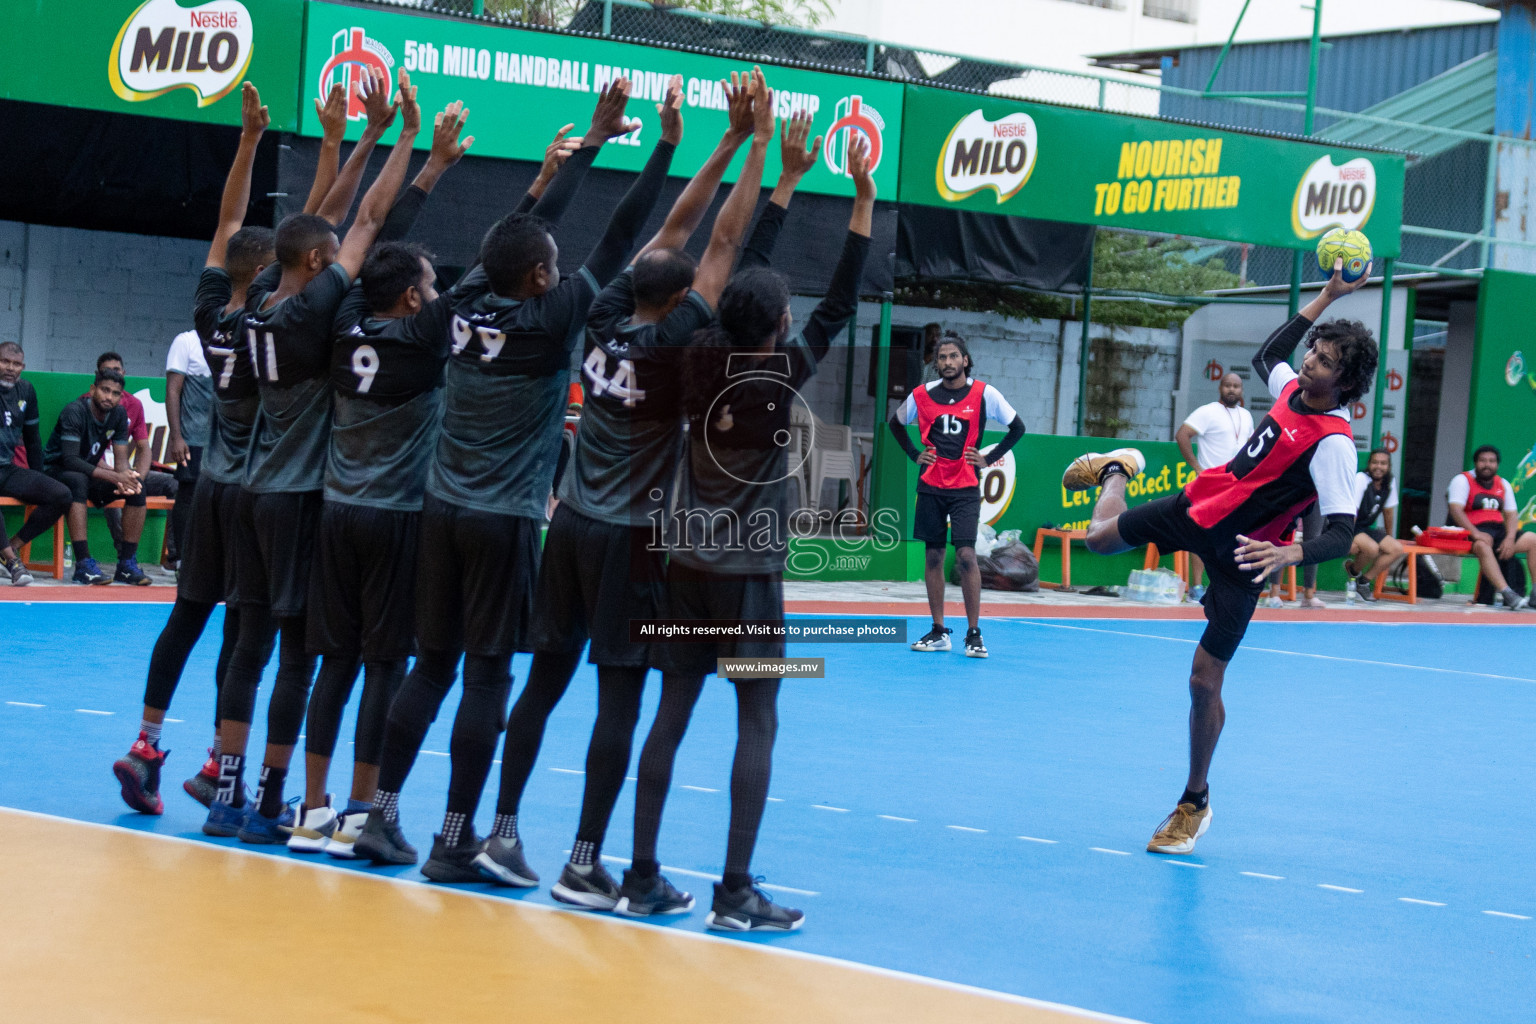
[1062, 448, 1146, 491]
[1146, 802, 1211, 854]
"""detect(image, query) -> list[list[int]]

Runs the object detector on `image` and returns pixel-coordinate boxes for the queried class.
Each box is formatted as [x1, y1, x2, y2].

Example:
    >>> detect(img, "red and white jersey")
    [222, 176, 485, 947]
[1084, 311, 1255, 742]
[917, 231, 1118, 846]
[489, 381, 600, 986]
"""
[1184, 375, 1355, 543]
[895, 378, 1018, 492]
[1449, 471, 1513, 527]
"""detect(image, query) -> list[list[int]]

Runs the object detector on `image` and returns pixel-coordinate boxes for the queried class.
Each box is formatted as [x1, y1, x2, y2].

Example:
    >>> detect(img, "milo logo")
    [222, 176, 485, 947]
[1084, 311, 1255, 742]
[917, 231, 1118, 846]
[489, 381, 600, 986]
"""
[937, 109, 1038, 204]
[109, 0, 252, 108]
[1292, 155, 1377, 238]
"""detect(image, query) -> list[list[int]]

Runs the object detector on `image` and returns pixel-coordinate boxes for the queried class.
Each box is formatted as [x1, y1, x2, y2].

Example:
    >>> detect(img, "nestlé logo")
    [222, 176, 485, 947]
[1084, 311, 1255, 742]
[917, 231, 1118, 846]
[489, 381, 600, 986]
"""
[1292, 155, 1377, 238]
[110, 0, 252, 108]
[937, 109, 1038, 204]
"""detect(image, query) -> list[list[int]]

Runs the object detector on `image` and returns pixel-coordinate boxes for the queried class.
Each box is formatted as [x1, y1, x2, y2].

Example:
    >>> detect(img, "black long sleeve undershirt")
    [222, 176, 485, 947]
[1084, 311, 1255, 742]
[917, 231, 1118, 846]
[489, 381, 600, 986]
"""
[377, 184, 428, 243]
[738, 198, 786, 272]
[22, 421, 42, 476]
[1300, 512, 1355, 566]
[886, 412, 1027, 465]
[888, 414, 922, 461]
[1252, 312, 1314, 382]
[527, 144, 600, 227]
[803, 230, 870, 363]
[581, 141, 677, 290]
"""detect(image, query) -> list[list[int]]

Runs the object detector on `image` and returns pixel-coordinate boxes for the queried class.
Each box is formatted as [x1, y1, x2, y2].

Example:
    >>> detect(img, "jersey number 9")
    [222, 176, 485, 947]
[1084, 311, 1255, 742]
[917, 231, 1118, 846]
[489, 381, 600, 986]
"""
[351, 345, 380, 394]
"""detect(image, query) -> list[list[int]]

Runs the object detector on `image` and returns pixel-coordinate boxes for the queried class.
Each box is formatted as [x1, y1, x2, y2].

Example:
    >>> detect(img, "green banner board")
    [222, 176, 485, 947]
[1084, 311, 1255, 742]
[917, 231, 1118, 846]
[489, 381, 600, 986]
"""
[0, 0, 304, 131]
[898, 85, 1406, 257]
[1470, 270, 1536, 530]
[299, 1, 903, 198]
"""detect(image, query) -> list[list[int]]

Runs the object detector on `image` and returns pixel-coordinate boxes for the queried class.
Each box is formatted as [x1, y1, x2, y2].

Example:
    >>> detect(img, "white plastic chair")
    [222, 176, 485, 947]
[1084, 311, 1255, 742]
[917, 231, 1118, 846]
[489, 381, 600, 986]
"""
[806, 408, 858, 511]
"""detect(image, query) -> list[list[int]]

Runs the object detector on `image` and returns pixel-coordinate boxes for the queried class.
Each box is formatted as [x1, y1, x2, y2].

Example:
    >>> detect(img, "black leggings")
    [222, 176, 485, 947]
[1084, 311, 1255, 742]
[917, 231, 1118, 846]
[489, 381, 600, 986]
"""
[573, 665, 647, 850]
[633, 673, 779, 877]
[377, 650, 512, 820]
[494, 649, 583, 816]
[0, 465, 70, 549]
[142, 598, 243, 729]
[304, 656, 405, 765]
[214, 604, 294, 730]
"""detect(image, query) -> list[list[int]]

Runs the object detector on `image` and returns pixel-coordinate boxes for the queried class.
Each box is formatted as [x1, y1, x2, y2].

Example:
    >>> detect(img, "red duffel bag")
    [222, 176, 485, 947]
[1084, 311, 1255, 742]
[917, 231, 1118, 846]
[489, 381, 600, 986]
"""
[1417, 526, 1473, 554]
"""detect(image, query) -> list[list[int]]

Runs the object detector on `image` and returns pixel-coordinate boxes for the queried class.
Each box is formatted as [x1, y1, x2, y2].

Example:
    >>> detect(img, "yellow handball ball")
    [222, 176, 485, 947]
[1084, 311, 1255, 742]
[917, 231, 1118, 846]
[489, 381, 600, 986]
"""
[1316, 228, 1371, 283]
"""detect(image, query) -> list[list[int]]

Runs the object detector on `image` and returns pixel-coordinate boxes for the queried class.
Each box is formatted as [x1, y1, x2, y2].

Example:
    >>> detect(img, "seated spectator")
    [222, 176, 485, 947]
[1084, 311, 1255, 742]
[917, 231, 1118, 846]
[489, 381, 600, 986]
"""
[1447, 444, 1535, 609]
[164, 328, 212, 572]
[0, 341, 70, 585]
[1262, 504, 1324, 608]
[91, 352, 178, 569]
[1346, 447, 1403, 600]
[43, 368, 149, 586]
[1177, 372, 1254, 601]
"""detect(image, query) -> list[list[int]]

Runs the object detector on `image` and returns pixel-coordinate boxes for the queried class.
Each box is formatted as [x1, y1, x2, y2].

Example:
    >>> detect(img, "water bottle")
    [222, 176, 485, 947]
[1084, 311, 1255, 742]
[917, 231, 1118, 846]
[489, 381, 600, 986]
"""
[1345, 578, 1358, 605]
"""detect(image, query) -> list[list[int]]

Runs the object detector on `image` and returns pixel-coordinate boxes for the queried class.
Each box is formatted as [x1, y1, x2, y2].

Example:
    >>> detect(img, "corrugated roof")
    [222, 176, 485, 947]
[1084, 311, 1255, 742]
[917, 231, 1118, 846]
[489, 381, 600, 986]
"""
[1316, 52, 1495, 158]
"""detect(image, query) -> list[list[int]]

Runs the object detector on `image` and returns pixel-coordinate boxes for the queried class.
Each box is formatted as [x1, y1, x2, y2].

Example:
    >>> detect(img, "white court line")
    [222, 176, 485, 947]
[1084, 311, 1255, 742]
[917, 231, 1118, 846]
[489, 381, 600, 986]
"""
[164, 718, 183, 723]
[1016, 620, 1536, 683]
[946, 825, 987, 833]
[1090, 847, 1131, 856]
[766, 797, 784, 802]
[6, 701, 44, 708]
[549, 767, 584, 775]
[1319, 884, 1364, 894]
[813, 804, 850, 813]
[1241, 872, 1285, 880]
[1017, 836, 1058, 844]
[1166, 861, 1205, 869]
[3, 809, 1151, 1024]
[878, 815, 917, 822]
[681, 785, 719, 793]
[1398, 898, 1446, 906]
[75, 709, 113, 715]
[1483, 910, 1531, 920]
[419, 750, 449, 757]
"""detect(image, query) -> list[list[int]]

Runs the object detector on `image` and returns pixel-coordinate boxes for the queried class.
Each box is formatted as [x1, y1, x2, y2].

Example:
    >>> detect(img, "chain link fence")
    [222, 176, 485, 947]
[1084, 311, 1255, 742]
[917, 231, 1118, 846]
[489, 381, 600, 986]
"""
[359, 0, 1521, 279]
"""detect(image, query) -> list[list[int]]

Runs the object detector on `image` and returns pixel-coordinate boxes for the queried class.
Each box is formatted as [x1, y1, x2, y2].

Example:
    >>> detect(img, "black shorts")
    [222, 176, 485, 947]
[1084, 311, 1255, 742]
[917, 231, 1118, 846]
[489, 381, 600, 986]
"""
[914, 489, 982, 549]
[178, 480, 241, 605]
[1118, 493, 1262, 663]
[307, 501, 420, 661]
[527, 503, 664, 667]
[413, 494, 541, 658]
[233, 489, 323, 617]
[1358, 526, 1387, 544]
[652, 559, 785, 677]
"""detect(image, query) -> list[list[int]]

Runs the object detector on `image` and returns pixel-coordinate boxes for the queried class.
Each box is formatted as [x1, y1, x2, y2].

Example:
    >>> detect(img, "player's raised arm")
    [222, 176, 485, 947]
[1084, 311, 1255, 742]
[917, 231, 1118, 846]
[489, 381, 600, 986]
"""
[797, 132, 874, 364]
[1252, 258, 1372, 387]
[739, 108, 821, 272]
[635, 72, 753, 260]
[206, 82, 268, 270]
[315, 67, 401, 227]
[377, 101, 473, 244]
[514, 125, 581, 215]
[303, 82, 347, 216]
[528, 77, 639, 225]
[691, 70, 775, 306]
[578, 84, 682, 288]
[336, 71, 424, 279]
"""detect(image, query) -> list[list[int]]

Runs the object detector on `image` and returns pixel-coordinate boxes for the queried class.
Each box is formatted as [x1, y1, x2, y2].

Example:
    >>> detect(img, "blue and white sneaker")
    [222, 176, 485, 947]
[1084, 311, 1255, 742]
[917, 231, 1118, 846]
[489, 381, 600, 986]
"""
[237, 799, 297, 844]
[73, 557, 110, 586]
[202, 796, 249, 837]
[113, 556, 151, 586]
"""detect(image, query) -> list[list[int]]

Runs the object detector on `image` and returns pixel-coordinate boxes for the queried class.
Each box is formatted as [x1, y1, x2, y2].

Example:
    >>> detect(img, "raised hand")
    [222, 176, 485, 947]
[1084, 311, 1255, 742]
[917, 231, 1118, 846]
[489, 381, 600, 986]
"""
[315, 81, 346, 139]
[240, 81, 269, 137]
[1320, 256, 1372, 302]
[541, 124, 580, 174]
[725, 70, 754, 141]
[846, 131, 876, 199]
[588, 77, 638, 141]
[429, 100, 473, 166]
[658, 74, 684, 145]
[779, 109, 821, 181]
[396, 69, 420, 136]
[750, 67, 775, 143]
[360, 67, 399, 136]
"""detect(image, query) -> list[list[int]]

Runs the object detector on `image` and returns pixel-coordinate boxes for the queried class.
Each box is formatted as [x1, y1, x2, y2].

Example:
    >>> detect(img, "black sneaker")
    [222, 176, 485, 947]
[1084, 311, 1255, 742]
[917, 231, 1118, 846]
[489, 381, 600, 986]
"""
[421, 831, 485, 883]
[113, 556, 152, 586]
[550, 862, 621, 910]
[473, 835, 539, 887]
[910, 625, 952, 652]
[1355, 575, 1376, 602]
[614, 869, 695, 917]
[4, 557, 31, 587]
[963, 627, 988, 658]
[353, 810, 419, 865]
[705, 880, 804, 932]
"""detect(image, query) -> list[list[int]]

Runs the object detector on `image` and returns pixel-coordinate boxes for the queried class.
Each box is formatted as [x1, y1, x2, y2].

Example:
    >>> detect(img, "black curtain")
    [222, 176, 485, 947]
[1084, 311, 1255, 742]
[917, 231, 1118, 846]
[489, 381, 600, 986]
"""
[896, 203, 1094, 291]
[0, 99, 277, 240]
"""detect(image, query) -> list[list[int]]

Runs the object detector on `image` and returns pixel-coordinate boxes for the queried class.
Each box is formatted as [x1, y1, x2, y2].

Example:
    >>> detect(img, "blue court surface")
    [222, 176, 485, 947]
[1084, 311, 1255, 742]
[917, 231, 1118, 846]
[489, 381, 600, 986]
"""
[3, 602, 1533, 1023]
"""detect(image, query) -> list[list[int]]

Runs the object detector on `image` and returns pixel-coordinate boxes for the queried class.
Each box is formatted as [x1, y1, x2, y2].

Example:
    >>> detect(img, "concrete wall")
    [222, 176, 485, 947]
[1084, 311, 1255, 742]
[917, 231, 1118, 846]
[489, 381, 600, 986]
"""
[0, 220, 205, 376]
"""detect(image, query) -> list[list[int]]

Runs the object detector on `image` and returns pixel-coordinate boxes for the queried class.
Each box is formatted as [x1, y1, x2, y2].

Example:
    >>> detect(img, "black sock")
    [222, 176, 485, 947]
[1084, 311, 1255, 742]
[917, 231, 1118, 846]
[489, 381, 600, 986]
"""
[722, 871, 754, 893]
[631, 857, 660, 880]
[255, 765, 288, 818]
[218, 753, 246, 806]
[72, 540, 90, 561]
[119, 540, 138, 561]
[1180, 786, 1209, 811]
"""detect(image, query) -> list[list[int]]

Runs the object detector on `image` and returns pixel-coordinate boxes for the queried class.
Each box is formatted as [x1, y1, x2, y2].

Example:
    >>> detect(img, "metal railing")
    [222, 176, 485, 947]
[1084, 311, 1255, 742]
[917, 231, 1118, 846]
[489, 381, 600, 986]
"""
[355, 0, 1527, 282]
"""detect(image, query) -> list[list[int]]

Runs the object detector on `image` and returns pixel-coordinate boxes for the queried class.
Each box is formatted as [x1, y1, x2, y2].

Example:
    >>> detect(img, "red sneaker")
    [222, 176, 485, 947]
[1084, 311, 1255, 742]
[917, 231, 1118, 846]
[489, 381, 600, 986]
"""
[112, 735, 167, 815]
[183, 748, 220, 808]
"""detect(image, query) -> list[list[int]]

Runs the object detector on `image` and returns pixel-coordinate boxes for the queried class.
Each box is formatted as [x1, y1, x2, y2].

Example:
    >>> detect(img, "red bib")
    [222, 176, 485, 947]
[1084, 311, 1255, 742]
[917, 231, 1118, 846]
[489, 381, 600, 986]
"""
[913, 379, 986, 490]
[1184, 380, 1354, 542]
[1460, 471, 1507, 527]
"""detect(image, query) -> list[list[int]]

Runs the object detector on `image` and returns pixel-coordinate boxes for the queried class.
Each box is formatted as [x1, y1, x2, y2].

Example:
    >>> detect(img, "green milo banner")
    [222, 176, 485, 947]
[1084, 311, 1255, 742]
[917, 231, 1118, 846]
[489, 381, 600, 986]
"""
[0, 0, 304, 131]
[898, 84, 1406, 256]
[299, 0, 903, 198]
[1470, 270, 1536, 530]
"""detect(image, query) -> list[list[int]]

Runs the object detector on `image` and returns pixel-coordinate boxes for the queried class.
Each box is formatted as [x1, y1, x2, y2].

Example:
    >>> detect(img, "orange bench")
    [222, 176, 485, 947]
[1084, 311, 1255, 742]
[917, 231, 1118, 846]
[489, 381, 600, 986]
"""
[1032, 527, 1088, 590]
[1, 495, 174, 580]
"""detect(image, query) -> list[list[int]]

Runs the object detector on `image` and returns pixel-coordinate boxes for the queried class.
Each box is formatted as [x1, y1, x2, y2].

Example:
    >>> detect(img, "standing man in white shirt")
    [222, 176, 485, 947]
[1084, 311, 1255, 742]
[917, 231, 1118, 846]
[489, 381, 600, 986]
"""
[1175, 372, 1254, 599]
[165, 328, 213, 571]
[1447, 444, 1535, 609]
